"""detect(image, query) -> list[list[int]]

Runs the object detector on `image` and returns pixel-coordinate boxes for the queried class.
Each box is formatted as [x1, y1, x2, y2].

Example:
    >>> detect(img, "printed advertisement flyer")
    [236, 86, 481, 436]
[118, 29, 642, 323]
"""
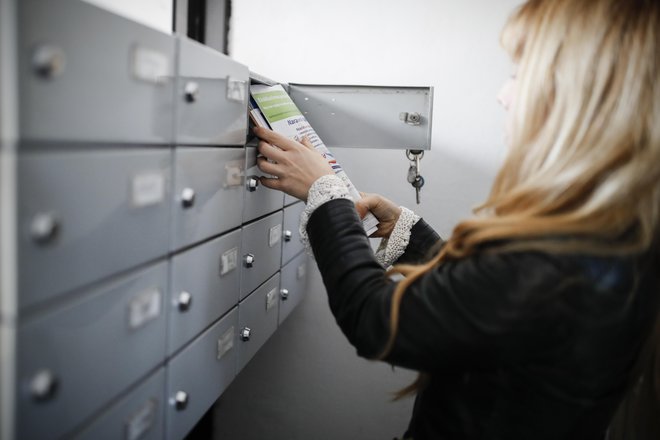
[250, 84, 379, 236]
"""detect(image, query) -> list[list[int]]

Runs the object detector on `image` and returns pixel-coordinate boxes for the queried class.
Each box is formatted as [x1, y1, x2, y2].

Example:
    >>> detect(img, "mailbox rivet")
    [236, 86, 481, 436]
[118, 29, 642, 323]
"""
[173, 391, 189, 410]
[181, 188, 196, 208]
[29, 369, 58, 401]
[30, 213, 59, 244]
[32, 45, 65, 79]
[244, 254, 255, 268]
[184, 82, 199, 103]
[246, 177, 259, 192]
[178, 291, 192, 311]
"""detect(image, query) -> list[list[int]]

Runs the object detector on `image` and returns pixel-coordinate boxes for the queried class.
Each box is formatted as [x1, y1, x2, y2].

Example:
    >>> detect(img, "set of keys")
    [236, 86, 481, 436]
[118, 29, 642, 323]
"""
[406, 149, 425, 204]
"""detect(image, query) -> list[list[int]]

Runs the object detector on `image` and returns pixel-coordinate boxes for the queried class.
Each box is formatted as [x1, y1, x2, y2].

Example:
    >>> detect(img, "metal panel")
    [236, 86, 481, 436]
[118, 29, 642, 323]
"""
[284, 193, 299, 206]
[281, 202, 305, 266]
[0, 0, 19, 437]
[172, 147, 244, 250]
[176, 37, 248, 146]
[242, 146, 284, 223]
[18, 149, 171, 309]
[18, 0, 175, 144]
[240, 211, 283, 299]
[17, 262, 168, 440]
[166, 308, 238, 440]
[288, 84, 433, 150]
[71, 368, 166, 440]
[169, 229, 241, 355]
[279, 252, 308, 325]
[237, 273, 280, 372]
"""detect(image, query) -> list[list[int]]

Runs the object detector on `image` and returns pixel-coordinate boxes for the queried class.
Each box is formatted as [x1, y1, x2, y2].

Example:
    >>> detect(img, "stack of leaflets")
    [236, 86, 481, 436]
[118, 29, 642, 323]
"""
[249, 84, 379, 236]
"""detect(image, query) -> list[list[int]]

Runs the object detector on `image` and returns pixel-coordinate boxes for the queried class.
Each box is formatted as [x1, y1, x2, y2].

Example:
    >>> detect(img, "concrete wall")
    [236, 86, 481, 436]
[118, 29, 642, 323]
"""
[211, 1, 523, 438]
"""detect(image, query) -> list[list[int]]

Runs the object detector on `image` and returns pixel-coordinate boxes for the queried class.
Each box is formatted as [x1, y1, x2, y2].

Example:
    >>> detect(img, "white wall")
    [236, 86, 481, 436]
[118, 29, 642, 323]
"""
[230, 0, 522, 236]
[214, 3, 524, 438]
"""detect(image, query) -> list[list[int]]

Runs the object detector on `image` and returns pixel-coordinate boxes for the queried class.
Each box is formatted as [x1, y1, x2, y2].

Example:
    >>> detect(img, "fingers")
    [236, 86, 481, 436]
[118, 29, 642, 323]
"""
[257, 140, 286, 162]
[254, 127, 298, 151]
[300, 136, 315, 150]
[354, 200, 369, 219]
[259, 176, 282, 191]
[257, 156, 280, 177]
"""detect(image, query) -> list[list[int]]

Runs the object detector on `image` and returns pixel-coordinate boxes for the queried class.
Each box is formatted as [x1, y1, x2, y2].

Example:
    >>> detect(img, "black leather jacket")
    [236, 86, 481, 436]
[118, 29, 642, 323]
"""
[306, 199, 659, 440]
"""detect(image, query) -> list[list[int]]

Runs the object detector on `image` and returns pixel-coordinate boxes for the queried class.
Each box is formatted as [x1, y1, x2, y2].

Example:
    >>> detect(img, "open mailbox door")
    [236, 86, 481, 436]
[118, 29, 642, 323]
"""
[287, 84, 433, 150]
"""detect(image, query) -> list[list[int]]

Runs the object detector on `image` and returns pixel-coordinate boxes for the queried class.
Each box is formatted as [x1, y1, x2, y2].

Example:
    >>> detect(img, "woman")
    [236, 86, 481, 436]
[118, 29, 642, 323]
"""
[254, 0, 660, 438]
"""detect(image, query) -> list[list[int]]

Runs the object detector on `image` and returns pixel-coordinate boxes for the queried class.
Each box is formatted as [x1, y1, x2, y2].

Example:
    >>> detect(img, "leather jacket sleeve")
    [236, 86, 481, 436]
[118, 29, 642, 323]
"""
[306, 198, 572, 372]
[395, 218, 443, 265]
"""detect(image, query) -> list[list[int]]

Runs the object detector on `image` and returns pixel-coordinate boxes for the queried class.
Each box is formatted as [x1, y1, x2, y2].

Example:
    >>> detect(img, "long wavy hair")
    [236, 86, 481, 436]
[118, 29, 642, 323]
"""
[380, 0, 660, 430]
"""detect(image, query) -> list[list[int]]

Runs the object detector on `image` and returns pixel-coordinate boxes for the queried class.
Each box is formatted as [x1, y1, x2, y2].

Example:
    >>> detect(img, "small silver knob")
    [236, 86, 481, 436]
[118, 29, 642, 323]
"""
[246, 176, 259, 192]
[32, 45, 65, 79]
[178, 291, 192, 311]
[173, 391, 189, 410]
[184, 81, 199, 103]
[240, 327, 251, 341]
[283, 230, 293, 242]
[244, 253, 255, 268]
[181, 188, 195, 208]
[30, 213, 59, 244]
[29, 369, 58, 401]
[280, 288, 289, 300]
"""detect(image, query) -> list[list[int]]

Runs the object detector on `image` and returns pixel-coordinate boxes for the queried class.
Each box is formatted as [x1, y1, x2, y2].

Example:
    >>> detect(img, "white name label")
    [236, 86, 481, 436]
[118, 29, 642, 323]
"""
[128, 287, 162, 330]
[226, 77, 247, 103]
[132, 172, 165, 207]
[132, 46, 170, 84]
[220, 247, 238, 276]
[269, 224, 282, 248]
[125, 399, 157, 440]
[266, 288, 278, 311]
[217, 326, 235, 360]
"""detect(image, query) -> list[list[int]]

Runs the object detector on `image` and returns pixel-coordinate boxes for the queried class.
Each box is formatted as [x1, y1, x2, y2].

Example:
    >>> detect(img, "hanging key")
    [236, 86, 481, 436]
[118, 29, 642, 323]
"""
[407, 163, 417, 184]
[412, 175, 425, 204]
[406, 149, 425, 204]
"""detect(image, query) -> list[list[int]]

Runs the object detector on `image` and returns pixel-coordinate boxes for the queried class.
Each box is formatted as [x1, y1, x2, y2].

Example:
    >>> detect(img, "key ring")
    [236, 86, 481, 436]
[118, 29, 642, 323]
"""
[406, 150, 424, 161]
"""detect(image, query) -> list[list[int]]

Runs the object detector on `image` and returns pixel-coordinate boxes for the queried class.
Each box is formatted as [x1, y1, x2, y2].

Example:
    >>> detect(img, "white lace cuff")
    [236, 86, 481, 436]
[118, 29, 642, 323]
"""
[299, 174, 352, 253]
[374, 207, 421, 268]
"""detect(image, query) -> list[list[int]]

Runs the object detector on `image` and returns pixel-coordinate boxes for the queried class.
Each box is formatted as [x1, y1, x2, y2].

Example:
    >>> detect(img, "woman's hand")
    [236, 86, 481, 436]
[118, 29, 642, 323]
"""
[355, 193, 402, 238]
[254, 127, 334, 201]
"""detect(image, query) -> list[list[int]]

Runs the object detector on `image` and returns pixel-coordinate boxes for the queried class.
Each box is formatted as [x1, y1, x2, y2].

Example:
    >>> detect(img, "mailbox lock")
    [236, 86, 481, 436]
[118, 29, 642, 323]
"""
[399, 112, 422, 126]
[283, 230, 293, 242]
[29, 369, 58, 401]
[280, 288, 290, 300]
[244, 253, 255, 268]
[178, 291, 192, 312]
[184, 81, 199, 103]
[173, 391, 189, 411]
[246, 176, 259, 192]
[30, 213, 59, 245]
[181, 188, 196, 208]
[32, 45, 66, 79]
[240, 327, 251, 341]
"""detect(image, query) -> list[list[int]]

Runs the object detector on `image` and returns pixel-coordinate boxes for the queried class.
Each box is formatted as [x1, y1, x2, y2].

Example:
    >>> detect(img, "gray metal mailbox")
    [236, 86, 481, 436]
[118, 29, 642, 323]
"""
[176, 37, 249, 146]
[237, 273, 281, 372]
[169, 229, 242, 355]
[166, 308, 239, 440]
[18, 0, 175, 144]
[18, 149, 171, 309]
[172, 147, 245, 251]
[240, 211, 283, 299]
[17, 261, 168, 440]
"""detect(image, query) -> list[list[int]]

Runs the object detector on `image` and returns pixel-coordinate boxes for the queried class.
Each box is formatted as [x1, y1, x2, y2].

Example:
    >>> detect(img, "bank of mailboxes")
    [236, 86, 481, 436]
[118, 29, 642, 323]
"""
[9, 1, 433, 438]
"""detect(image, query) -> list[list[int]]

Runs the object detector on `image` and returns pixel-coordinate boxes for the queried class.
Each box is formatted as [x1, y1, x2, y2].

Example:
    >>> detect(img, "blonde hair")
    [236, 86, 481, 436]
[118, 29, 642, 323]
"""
[381, 0, 660, 398]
